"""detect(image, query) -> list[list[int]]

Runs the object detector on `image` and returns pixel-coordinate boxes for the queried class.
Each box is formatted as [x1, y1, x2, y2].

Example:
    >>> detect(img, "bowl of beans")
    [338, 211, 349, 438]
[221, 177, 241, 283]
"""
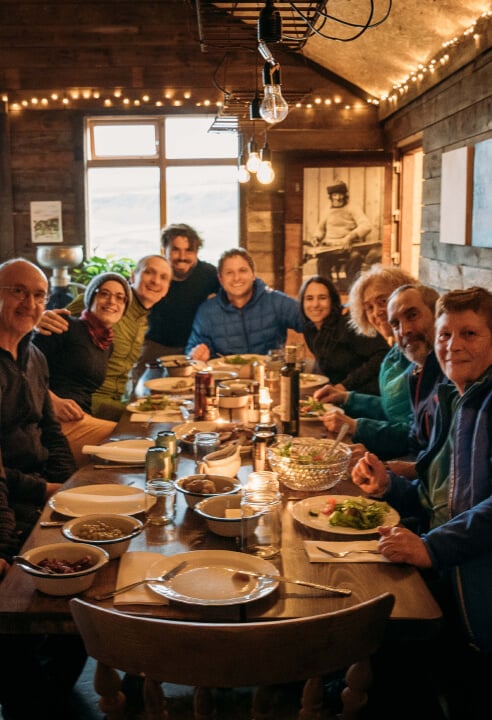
[175, 474, 242, 508]
[17, 542, 109, 596]
[62, 514, 145, 559]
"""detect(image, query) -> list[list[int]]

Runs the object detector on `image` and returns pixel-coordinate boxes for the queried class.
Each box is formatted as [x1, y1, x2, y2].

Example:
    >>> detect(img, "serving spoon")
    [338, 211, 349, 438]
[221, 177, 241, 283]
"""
[13, 556, 57, 574]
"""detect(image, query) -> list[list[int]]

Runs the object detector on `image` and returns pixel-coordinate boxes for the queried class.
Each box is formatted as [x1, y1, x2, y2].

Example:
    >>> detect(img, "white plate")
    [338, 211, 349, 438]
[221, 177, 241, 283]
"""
[291, 495, 400, 535]
[126, 397, 192, 415]
[209, 354, 269, 367]
[85, 438, 154, 463]
[299, 373, 329, 390]
[272, 402, 335, 421]
[146, 550, 279, 606]
[144, 377, 195, 394]
[173, 421, 254, 455]
[49, 484, 154, 518]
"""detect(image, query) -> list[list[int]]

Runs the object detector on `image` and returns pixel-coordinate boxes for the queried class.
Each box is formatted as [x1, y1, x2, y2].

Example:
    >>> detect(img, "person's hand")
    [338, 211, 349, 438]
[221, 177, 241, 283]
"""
[322, 409, 356, 437]
[45, 482, 62, 501]
[313, 383, 348, 405]
[346, 443, 368, 472]
[351, 451, 389, 496]
[0, 558, 10, 580]
[378, 525, 432, 568]
[36, 308, 70, 336]
[49, 392, 84, 422]
[189, 343, 211, 362]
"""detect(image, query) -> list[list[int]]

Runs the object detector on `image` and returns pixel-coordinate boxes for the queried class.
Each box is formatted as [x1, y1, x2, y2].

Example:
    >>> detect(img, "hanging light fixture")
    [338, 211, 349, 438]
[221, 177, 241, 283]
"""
[245, 137, 261, 173]
[249, 92, 262, 120]
[257, 141, 275, 185]
[259, 62, 289, 124]
[258, 0, 282, 43]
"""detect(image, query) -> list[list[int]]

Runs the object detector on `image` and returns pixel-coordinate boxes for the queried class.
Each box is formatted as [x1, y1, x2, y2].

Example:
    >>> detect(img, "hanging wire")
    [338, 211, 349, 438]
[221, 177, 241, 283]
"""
[281, 1, 393, 43]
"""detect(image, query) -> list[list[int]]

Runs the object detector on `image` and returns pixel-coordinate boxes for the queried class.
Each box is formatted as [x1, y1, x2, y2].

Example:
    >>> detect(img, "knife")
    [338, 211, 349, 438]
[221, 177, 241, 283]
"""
[232, 570, 351, 596]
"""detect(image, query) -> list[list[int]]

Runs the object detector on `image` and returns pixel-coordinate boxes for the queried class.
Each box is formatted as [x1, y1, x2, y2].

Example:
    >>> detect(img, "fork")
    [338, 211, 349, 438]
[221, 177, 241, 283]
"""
[316, 545, 381, 558]
[92, 559, 188, 600]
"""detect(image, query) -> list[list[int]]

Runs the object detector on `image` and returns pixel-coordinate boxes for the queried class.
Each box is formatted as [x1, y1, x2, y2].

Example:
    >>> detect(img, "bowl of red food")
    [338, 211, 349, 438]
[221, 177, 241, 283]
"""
[16, 542, 109, 596]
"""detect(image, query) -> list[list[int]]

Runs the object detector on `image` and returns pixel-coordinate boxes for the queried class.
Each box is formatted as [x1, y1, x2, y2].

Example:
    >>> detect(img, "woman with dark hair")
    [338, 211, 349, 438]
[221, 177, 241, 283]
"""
[300, 275, 388, 394]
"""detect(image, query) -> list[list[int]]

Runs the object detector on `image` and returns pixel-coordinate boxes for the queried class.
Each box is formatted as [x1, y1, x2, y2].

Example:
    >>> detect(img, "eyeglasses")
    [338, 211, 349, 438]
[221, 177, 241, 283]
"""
[0, 285, 50, 305]
[95, 288, 128, 305]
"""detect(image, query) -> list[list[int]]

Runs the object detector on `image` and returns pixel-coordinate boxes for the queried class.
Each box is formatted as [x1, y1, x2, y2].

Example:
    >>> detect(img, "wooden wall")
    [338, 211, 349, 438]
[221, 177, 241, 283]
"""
[383, 48, 492, 292]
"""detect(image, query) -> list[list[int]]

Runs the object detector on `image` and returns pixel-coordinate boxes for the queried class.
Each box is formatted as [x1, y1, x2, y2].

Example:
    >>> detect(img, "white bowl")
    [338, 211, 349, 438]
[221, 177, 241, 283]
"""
[62, 514, 144, 559]
[159, 355, 195, 377]
[194, 494, 259, 537]
[175, 474, 241, 508]
[217, 380, 251, 408]
[18, 542, 109, 596]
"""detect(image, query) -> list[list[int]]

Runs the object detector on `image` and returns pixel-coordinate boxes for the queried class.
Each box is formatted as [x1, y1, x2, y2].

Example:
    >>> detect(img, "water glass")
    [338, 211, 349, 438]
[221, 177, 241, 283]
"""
[241, 471, 281, 559]
[193, 431, 220, 465]
[145, 447, 176, 525]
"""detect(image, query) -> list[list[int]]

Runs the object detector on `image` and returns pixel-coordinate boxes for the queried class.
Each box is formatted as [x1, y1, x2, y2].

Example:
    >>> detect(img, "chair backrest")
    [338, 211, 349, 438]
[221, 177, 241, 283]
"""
[70, 593, 394, 689]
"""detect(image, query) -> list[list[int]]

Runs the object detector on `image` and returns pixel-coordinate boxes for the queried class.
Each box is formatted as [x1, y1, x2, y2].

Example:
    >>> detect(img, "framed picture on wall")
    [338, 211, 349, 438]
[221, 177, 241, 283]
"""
[471, 138, 492, 248]
[302, 165, 385, 294]
[30, 201, 63, 244]
[439, 146, 473, 246]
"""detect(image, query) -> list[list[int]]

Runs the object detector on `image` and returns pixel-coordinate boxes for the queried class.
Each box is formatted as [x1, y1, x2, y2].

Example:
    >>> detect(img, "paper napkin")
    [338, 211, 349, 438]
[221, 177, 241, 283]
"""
[304, 540, 390, 563]
[114, 551, 170, 605]
[130, 412, 181, 423]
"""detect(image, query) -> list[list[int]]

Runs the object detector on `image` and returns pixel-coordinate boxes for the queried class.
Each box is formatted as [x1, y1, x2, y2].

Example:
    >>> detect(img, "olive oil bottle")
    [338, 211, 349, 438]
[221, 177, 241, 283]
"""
[279, 345, 299, 435]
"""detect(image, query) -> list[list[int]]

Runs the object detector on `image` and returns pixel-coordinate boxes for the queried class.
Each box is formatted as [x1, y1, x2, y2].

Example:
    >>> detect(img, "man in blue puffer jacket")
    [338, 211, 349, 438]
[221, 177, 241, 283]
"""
[186, 248, 303, 360]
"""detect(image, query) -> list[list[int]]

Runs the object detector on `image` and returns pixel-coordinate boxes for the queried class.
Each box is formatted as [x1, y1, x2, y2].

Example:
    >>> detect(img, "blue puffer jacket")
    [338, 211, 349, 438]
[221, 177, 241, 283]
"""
[387, 366, 492, 652]
[185, 278, 303, 357]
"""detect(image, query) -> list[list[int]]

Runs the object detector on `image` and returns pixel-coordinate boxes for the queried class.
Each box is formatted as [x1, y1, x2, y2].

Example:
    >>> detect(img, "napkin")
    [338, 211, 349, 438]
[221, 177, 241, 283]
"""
[114, 551, 170, 605]
[81, 445, 149, 462]
[304, 540, 390, 563]
[53, 489, 149, 516]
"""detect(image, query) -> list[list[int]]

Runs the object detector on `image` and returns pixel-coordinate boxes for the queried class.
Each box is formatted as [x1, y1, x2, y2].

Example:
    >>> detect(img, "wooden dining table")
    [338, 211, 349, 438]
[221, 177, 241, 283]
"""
[0, 413, 442, 637]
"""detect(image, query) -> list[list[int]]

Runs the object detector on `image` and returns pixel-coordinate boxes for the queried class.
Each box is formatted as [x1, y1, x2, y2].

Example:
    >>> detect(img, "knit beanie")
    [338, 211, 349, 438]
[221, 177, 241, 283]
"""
[84, 272, 132, 313]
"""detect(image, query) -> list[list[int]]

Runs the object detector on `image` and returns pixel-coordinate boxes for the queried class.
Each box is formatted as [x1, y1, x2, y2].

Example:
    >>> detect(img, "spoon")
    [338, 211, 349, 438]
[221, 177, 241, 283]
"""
[13, 556, 57, 574]
[326, 422, 350, 461]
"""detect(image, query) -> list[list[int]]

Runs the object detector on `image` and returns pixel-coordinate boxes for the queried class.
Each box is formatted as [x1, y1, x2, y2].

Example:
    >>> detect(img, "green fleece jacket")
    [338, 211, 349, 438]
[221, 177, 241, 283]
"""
[343, 344, 413, 459]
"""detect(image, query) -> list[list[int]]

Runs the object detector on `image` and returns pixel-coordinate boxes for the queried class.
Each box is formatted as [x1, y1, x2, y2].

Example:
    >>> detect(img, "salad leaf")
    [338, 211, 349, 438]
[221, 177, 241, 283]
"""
[325, 497, 390, 530]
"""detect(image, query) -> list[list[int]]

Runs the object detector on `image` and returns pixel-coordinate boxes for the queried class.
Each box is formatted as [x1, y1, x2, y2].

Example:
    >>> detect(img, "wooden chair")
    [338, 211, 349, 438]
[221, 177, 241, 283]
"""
[70, 592, 394, 720]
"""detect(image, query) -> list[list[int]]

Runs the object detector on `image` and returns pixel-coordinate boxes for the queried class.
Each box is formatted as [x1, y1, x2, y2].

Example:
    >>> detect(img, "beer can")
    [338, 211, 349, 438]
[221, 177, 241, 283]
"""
[145, 447, 173, 482]
[156, 430, 178, 474]
[194, 370, 212, 420]
[253, 430, 275, 472]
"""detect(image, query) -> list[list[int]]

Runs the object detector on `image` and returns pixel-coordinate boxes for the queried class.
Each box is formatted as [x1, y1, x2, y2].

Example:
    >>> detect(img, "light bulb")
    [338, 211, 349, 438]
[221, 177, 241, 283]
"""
[237, 164, 251, 183]
[246, 138, 261, 173]
[257, 161, 275, 184]
[260, 63, 288, 125]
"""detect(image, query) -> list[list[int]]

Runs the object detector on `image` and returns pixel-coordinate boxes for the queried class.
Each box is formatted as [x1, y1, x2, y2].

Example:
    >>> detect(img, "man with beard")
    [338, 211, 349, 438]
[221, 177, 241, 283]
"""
[136, 223, 220, 373]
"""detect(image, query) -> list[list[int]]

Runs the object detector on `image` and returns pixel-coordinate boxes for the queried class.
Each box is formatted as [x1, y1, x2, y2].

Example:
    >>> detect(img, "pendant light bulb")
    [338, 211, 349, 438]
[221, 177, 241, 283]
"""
[238, 163, 251, 184]
[257, 142, 275, 185]
[246, 138, 261, 173]
[260, 63, 288, 125]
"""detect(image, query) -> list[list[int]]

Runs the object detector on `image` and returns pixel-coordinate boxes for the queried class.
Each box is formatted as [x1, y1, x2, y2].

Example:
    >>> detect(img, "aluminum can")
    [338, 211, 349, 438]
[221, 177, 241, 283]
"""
[253, 430, 275, 472]
[156, 430, 178, 474]
[194, 370, 212, 420]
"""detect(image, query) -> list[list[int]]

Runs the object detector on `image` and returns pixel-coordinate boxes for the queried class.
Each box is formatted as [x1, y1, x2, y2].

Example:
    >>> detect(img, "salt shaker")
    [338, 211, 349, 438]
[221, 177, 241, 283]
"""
[241, 471, 281, 558]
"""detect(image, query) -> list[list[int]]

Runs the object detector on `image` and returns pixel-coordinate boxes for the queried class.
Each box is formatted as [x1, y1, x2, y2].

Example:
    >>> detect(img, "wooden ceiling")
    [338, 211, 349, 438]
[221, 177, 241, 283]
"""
[0, 1, 490, 123]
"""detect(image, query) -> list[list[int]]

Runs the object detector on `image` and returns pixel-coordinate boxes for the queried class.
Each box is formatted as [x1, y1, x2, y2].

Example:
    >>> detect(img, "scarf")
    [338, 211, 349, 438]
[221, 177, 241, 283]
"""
[81, 309, 113, 351]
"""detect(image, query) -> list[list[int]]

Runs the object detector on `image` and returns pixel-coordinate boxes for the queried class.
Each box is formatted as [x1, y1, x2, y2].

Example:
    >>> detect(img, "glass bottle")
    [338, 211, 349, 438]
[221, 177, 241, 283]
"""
[279, 345, 299, 436]
[134, 360, 167, 398]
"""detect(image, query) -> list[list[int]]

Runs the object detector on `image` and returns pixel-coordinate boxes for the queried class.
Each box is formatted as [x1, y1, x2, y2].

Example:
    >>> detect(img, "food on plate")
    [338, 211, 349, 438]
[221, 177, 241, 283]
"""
[130, 395, 173, 412]
[309, 496, 390, 530]
[181, 424, 254, 449]
[170, 379, 193, 391]
[223, 355, 259, 365]
[74, 520, 125, 541]
[299, 397, 327, 417]
[37, 555, 96, 574]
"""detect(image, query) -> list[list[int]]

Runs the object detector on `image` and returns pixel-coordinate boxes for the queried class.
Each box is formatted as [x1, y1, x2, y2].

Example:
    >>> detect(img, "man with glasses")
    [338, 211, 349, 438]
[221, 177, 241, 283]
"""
[0, 258, 87, 720]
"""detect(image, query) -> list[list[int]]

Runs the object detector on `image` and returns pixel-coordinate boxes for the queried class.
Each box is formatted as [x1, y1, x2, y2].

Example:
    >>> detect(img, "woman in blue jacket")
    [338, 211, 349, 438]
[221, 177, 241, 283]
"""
[352, 287, 492, 718]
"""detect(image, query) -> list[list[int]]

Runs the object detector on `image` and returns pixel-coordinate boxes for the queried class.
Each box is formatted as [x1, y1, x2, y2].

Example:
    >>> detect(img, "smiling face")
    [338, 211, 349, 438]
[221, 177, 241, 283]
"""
[218, 255, 255, 308]
[165, 235, 198, 280]
[435, 310, 492, 394]
[90, 280, 128, 327]
[0, 260, 48, 347]
[362, 280, 392, 339]
[302, 281, 332, 329]
[388, 288, 435, 366]
[132, 256, 171, 309]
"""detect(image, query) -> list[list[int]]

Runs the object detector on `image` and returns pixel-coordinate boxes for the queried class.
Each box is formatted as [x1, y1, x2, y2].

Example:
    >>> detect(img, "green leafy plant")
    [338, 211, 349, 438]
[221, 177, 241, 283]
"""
[71, 255, 136, 286]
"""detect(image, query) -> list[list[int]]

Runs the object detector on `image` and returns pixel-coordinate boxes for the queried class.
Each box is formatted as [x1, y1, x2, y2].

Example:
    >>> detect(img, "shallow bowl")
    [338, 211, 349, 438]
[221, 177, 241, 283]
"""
[160, 355, 195, 377]
[194, 493, 259, 537]
[217, 380, 251, 408]
[18, 542, 109, 596]
[175, 474, 241, 508]
[62, 513, 144, 559]
[267, 437, 352, 492]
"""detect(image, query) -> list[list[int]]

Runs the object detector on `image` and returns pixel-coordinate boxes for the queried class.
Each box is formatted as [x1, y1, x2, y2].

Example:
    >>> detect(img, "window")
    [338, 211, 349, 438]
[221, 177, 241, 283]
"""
[86, 116, 239, 265]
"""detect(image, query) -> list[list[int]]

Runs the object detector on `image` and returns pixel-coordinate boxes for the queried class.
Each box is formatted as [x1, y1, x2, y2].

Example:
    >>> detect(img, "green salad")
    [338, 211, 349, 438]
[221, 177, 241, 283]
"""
[224, 355, 257, 365]
[317, 496, 390, 530]
[275, 442, 326, 465]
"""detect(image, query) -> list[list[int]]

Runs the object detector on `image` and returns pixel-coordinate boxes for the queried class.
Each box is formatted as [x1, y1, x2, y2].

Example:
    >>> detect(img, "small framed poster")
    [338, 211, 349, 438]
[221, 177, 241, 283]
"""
[439, 147, 473, 245]
[30, 201, 63, 243]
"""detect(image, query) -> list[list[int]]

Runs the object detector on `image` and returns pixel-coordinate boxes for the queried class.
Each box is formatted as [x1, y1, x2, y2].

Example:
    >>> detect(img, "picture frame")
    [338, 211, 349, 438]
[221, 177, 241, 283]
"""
[302, 165, 385, 294]
[439, 146, 473, 246]
[471, 138, 492, 248]
[30, 201, 63, 244]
